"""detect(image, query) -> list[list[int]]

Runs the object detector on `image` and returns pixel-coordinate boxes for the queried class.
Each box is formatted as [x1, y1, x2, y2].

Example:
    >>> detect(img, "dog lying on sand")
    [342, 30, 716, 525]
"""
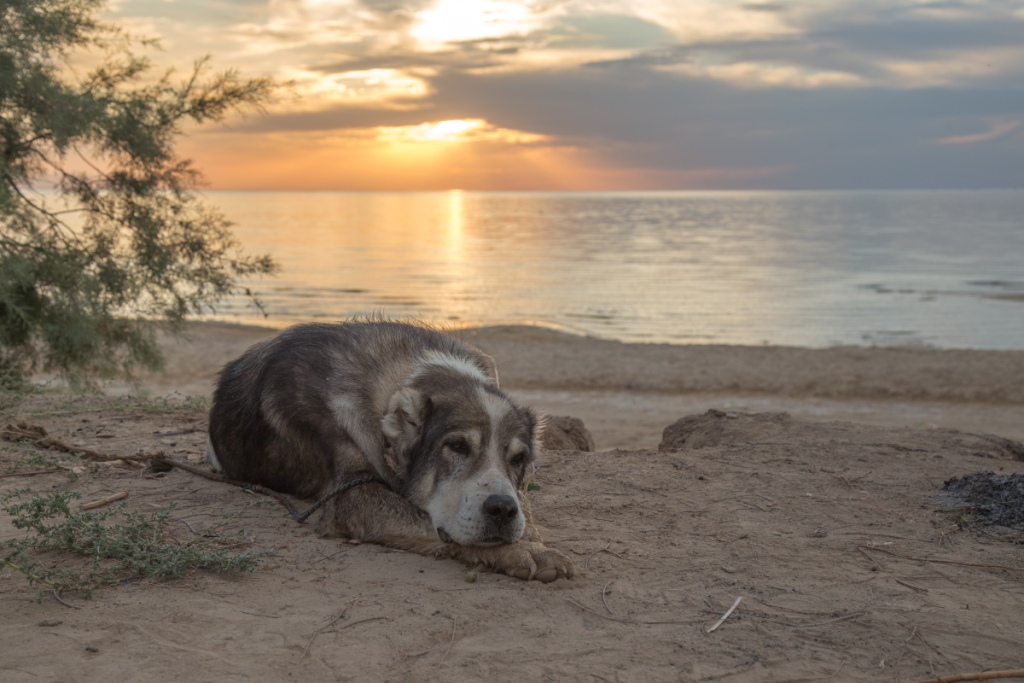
[207, 321, 574, 582]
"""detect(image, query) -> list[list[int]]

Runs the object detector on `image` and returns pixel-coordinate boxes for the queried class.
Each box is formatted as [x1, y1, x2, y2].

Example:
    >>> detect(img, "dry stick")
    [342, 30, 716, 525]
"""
[911, 670, 1024, 683]
[80, 491, 128, 511]
[824, 658, 848, 680]
[1, 422, 139, 464]
[894, 577, 930, 593]
[51, 589, 81, 610]
[601, 580, 614, 615]
[859, 545, 1024, 573]
[153, 454, 303, 520]
[857, 546, 881, 571]
[566, 598, 637, 625]
[742, 610, 866, 630]
[439, 617, 457, 664]
[706, 596, 743, 634]
[302, 610, 348, 657]
[0, 469, 60, 478]
[563, 598, 701, 626]
[584, 543, 625, 570]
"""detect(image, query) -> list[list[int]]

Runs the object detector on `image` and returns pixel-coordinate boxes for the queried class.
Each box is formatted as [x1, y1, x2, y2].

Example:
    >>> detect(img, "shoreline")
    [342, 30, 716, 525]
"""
[98, 320, 1024, 448]
[145, 320, 1024, 401]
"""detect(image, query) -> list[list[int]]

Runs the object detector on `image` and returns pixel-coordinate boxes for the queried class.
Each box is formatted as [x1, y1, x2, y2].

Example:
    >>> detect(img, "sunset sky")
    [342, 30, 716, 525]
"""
[107, 0, 1024, 191]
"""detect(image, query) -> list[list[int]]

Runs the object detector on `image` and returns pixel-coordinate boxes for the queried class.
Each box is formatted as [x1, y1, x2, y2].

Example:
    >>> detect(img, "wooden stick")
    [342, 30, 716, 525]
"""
[80, 491, 128, 510]
[0, 469, 59, 478]
[153, 454, 304, 520]
[859, 545, 1024, 573]
[51, 588, 82, 610]
[601, 580, 614, 615]
[565, 597, 639, 625]
[894, 578, 930, 593]
[302, 610, 347, 657]
[706, 596, 743, 633]
[911, 670, 1024, 683]
[439, 617, 457, 664]
[1, 421, 145, 464]
[564, 598, 702, 626]
[857, 546, 881, 571]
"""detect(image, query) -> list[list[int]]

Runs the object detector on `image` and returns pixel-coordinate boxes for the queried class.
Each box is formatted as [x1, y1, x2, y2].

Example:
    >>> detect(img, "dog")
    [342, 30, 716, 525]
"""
[207, 320, 574, 582]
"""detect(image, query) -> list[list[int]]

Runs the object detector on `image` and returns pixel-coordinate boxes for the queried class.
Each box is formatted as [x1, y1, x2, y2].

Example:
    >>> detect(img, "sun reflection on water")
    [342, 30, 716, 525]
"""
[205, 190, 1024, 349]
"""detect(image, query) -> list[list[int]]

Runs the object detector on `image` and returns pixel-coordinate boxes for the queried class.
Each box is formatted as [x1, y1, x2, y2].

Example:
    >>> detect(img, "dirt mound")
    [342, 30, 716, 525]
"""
[660, 408, 1024, 461]
[659, 409, 793, 450]
[942, 472, 1024, 531]
[539, 414, 594, 451]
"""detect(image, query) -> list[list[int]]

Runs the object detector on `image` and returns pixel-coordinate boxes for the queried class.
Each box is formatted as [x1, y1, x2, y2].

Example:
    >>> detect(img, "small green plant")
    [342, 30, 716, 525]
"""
[1, 489, 271, 597]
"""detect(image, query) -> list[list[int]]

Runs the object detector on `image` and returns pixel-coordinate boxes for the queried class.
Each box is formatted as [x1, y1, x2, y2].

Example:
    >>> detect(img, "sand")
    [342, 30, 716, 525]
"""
[3, 322, 1024, 682]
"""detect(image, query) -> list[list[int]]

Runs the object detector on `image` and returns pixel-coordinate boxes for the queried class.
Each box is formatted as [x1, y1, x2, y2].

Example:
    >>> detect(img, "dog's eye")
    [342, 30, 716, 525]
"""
[509, 452, 527, 467]
[446, 439, 471, 455]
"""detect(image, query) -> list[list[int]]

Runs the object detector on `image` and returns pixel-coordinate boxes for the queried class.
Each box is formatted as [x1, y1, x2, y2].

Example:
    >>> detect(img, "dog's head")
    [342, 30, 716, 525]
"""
[381, 364, 540, 546]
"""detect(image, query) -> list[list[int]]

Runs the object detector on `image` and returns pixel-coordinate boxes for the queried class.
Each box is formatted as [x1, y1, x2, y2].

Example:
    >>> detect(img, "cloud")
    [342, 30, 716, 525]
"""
[111, 0, 1024, 189]
[938, 120, 1022, 145]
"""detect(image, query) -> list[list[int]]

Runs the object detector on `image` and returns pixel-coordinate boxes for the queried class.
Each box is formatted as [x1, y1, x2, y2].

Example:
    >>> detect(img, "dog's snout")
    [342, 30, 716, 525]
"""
[482, 494, 518, 522]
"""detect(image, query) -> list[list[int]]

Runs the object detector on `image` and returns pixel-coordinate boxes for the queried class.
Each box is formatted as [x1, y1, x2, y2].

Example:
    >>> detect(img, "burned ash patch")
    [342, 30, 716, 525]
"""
[941, 471, 1024, 533]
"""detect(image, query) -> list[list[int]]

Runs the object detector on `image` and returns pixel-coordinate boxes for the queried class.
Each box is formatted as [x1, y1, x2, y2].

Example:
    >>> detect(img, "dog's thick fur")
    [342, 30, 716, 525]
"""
[207, 321, 573, 582]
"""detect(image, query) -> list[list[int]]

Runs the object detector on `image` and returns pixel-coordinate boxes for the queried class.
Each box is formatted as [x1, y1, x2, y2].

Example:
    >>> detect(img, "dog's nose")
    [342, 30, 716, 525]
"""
[482, 494, 519, 522]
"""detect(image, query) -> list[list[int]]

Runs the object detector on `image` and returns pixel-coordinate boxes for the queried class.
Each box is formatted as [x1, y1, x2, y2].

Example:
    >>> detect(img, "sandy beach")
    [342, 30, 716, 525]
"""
[135, 321, 1024, 448]
[3, 322, 1023, 682]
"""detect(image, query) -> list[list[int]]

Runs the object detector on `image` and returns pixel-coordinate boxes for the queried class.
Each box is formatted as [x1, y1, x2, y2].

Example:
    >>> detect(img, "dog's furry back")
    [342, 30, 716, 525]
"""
[208, 321, 497, 498]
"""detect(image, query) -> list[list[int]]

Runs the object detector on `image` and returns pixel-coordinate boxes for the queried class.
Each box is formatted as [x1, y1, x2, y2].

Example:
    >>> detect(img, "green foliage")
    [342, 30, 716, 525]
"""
[1, 488, 271, 596]
[0, 0, 277, 385]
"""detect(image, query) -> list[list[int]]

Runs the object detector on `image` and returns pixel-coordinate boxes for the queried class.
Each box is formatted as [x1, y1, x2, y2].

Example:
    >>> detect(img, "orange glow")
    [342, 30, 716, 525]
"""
[179, 117, 778, 191]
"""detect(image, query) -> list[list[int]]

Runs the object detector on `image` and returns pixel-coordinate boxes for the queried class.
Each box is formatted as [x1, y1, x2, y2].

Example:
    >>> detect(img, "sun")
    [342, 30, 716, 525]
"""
[376, 119, 484, 143]
[373, 119, 549, 146]
[410, 0, 539, 46]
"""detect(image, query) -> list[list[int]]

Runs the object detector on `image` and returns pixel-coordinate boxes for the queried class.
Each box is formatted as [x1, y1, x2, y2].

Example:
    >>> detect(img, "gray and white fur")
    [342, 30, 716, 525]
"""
[207, 321, 573, 582]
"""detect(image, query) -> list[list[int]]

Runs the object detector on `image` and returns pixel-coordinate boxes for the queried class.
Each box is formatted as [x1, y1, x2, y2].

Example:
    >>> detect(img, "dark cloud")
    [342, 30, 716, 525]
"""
[540, 13, 678, 50]
[209, 0, 1024, 189]
[357, 0, 433, 13]
[742, 2, 787, 11]
[587, 2, 1024, 86]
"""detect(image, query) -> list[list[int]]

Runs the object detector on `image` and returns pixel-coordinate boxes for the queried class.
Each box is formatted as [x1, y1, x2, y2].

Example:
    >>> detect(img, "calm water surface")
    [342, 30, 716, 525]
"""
[207, 190, 1024, 350]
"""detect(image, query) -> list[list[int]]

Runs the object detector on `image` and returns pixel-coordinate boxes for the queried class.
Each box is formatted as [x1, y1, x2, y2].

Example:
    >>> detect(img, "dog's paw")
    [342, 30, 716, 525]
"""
[494, 542, 576, 583]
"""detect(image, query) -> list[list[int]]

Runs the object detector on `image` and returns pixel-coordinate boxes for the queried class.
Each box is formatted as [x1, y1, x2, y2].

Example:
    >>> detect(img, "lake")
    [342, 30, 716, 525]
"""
[206, 190, 1024, 350]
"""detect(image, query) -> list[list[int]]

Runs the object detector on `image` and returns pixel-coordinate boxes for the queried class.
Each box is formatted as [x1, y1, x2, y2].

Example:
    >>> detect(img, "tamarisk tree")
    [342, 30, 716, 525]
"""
[0, 0, 277, 385]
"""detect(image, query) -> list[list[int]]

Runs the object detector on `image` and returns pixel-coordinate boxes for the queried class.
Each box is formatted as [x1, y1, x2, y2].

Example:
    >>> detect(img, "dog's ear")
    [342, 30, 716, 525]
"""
[381, 387, 431, 467]
[522, 410, 544, 490]
[480, 353, 500, 386]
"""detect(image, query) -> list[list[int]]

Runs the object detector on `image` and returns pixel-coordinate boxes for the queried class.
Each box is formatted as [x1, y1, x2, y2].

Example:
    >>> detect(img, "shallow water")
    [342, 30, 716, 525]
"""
[207, 189, 1024, 349]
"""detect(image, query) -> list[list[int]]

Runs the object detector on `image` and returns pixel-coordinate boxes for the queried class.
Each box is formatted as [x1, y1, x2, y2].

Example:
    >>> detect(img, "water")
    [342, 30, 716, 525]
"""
[206, 190, 1024, 350]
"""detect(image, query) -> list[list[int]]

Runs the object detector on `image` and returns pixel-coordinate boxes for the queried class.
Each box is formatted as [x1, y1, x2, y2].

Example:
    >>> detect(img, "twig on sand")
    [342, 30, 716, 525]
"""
[1, 421, 141, 464]
[302, 613, 388, 658]
[80, 491, 128, 510]
[51, 589, 81, 610]
[153, 454, 304, 520]
[601, 580, 614, 615]
[824, 658, 848, 679]
[911, 670, 1024, 683]
[566, 598, 637, 624]
[857, 546, 881, 571]
[584, 543, 625, 570]
[302, 610, 347, 657]
[706, 596, 743, 634]
[859, 545, 1024, 573]
[0, 469, 59, 478]
[564, 598, 701, 626]
[439, 616, 457, 664]
[894, 578, 930, 593]
[759, 611, 866, 629]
